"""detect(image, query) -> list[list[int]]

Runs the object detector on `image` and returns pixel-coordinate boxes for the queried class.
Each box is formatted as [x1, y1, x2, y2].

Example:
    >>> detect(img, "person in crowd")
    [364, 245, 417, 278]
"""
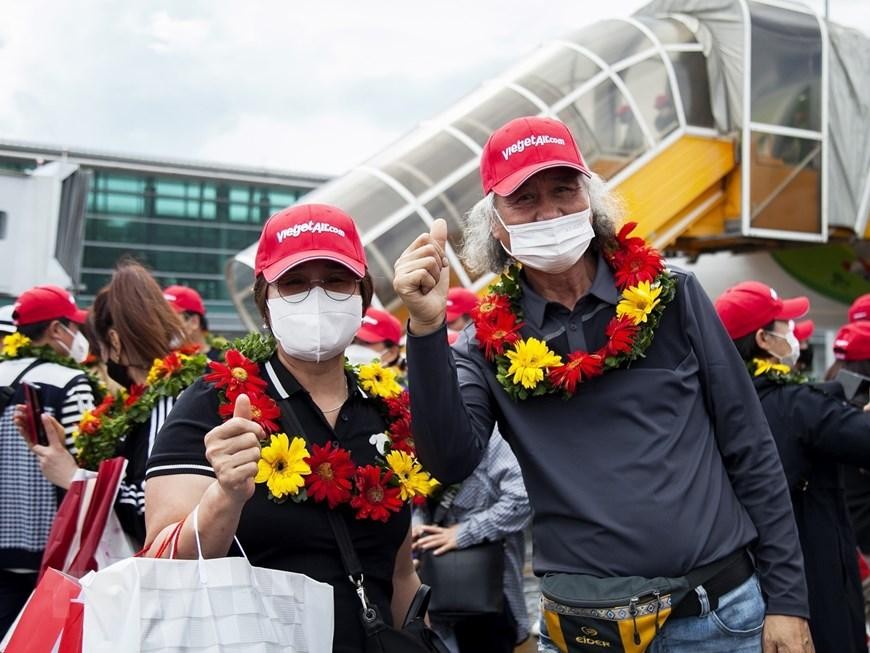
[345, 306, 403, 369]
[445, 287, 478, 333]
[848, 293, 870, 323]
[17, 264, 196, 548]
[144, 204, 429, 653]
[0, 286, 95, 634]
[413, 429, 531, 653]
[393, 115, 812, 652]
[163, 284, 223, 361]
[715, 281, 870, 653]
[793, 319, 815, 374]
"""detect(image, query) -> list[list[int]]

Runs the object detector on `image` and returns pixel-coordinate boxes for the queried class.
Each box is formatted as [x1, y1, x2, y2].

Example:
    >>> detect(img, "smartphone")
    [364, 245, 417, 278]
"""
[22, 382, 48, 447]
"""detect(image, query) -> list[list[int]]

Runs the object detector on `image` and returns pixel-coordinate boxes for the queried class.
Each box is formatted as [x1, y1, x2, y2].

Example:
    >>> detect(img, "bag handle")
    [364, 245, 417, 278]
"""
[190, 504, 249, 584]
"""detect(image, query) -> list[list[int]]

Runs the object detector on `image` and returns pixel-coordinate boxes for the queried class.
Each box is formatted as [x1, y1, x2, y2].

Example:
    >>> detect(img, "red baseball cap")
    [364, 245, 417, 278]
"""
[834, 321, 870, 361]
[446, 287, 478, 322]
[793, 319, 815, 342]
[480, 116, 591, 196]
[163, 285, 205, 316]
[356, 308, 402, 345]
[848, 294, 870, 322]
[255, 204, 367, 282]
[13, 285, 88, 326]
[714, 281, 809, 339]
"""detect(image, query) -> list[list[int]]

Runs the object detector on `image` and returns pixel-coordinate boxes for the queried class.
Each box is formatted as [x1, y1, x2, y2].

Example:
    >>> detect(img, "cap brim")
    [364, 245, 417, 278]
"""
[355, 327, 384, 344]
[263, 250, 366, 282]
[491, 160, 591, 196]
[775, 297, 809, 321]
[70, 309, 88, 324]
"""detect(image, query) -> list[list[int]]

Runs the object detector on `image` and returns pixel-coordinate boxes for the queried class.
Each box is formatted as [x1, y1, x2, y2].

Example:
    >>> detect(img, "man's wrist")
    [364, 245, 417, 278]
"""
[408, 316, 445, 337]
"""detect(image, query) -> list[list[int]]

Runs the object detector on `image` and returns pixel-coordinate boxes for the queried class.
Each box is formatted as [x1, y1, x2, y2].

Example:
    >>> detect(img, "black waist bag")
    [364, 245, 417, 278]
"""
[540, 573, 690, 653]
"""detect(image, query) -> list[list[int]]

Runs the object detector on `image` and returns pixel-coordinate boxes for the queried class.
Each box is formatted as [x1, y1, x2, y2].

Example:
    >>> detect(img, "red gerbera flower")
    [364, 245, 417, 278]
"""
[304, 442, 355, 508]
[219, 392, 281, 433]
[548, 352, 605, 393]
[385, 390, 410, 419]
[205, 350, 267, 397]
[93, 394, 116, 417]
[612, 245, 664, 289]
[161, 352, 183, 376]
[615, 222, 647, 251]
[605, 316, 640, 356]
[475, 310, 523, 360]
[351, 466, 403, 522]
[178, 343, 201, 356]
[471, 294, 511, 322]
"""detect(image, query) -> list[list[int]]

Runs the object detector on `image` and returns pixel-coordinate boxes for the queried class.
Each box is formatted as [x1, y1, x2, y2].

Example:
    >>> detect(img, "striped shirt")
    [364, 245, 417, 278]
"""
[0, 358, 94, 570]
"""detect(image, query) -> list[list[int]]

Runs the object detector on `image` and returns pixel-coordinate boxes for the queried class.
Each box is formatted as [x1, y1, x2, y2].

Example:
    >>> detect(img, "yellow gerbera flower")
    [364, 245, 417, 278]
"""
[146, 358, 165, 385]
[616, 281, 662, 325]
[254, 433, 311, 499]
[753, 359, 791, 376]
[505, 338, 562, 390]
[386, 450, 433, 501]
[2, 332, 31, 357]
[358, 362, 403, 398]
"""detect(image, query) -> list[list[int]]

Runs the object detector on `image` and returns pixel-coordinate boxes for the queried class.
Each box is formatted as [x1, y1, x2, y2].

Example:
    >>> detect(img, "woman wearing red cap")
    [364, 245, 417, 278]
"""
[715, 282, 870, 653]
[144, 204, 439, 652]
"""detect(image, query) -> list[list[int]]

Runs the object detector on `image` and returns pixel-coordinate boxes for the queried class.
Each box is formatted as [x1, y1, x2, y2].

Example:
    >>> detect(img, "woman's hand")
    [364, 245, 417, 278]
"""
[204, 394, 264, 507]
[13, 407, 79, 489]
[412, 523, 460, 556]
[393, 219, 450, 336]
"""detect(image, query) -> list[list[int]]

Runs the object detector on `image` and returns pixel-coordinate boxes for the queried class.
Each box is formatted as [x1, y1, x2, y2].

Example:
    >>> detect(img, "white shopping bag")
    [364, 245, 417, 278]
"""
[78, 507, 333, 653]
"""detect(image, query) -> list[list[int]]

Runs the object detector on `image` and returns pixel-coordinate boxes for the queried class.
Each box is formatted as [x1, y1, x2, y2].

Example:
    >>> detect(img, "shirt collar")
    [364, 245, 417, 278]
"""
[265, 352, 362, 400]
[521, 251, 620, 329]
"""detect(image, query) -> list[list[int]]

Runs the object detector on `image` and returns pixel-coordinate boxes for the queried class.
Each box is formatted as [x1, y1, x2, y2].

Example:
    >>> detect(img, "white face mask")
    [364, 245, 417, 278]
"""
[344, 343, 383, 367]
[495, 207, 595, 274]
[765, 328, 800, 368]
[59, 325, 90, 363]
[267, 288, 362, 363]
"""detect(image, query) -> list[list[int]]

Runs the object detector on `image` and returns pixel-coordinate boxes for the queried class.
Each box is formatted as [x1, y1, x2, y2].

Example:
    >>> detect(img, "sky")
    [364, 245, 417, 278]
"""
[0, 0, 867, 177]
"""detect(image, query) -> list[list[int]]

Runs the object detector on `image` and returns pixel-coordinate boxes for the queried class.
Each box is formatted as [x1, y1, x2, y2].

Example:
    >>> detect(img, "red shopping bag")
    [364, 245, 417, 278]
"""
[4, 568, 81, 653]
[39, 457, 129, 580]
[56, 600, 84, 653]
[66, 457, 127, 577]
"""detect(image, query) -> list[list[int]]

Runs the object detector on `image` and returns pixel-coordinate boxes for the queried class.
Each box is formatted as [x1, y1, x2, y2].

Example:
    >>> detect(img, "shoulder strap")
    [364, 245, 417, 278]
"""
[8, 359, 44, 388]
[0, 359, 44, 407]
[275, 396, 365, 579]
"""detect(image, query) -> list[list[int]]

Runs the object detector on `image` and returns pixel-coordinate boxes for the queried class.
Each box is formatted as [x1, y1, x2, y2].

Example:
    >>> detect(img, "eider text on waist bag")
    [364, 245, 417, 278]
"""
[541, 573, 689, 653]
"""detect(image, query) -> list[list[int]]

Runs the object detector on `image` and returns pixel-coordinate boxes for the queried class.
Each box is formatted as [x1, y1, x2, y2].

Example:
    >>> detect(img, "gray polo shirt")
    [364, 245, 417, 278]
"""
[406, 258, 808, 617]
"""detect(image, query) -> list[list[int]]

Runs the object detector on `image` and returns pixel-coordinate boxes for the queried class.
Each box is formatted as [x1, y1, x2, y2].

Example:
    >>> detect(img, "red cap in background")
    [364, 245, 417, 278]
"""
[13, 286, 87, 326]
[793, 319, 815, 342]
[356, 308, 402, 345]
[446, 287, 478, 323]
[480, 116, 591, 196]
[163, 285, 206, 316]
[255, 204, 367, 282]
[834, 321, 870, 361]
[714, 281, 809, 339]
[849, 294, 870, 322]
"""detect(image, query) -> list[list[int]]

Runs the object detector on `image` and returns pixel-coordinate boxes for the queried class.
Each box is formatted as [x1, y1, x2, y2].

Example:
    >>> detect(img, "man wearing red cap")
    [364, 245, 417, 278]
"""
[716, 281, 870, 653]
[395, 116, 811, 652]
[346, 307, 404, 369]
[163, 285, 223, 361]
[0, 286, 96, 635]
[848, 294, 870, 323]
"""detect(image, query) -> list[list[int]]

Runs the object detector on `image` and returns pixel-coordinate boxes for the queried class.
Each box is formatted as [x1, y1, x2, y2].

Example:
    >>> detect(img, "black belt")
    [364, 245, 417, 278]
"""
[671, 549, 755, 618]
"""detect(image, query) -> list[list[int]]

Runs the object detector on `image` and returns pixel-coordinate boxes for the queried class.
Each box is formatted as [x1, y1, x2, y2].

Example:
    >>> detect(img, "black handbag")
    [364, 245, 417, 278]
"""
[417, 540, 505, 617]
[276, 396, 449, 653]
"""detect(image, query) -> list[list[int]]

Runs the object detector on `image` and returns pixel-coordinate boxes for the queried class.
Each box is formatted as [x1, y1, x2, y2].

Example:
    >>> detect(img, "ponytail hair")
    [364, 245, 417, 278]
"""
[91, 260, 186, 366]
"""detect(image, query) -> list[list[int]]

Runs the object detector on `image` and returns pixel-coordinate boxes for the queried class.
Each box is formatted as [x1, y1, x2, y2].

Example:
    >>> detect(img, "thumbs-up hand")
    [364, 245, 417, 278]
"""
[393, 218, 451, 336]
[204, 393, 264, 505]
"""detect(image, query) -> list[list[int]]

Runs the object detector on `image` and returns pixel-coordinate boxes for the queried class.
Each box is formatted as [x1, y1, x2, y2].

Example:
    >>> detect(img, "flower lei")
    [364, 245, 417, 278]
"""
[0, 332, 106, 404]
[73, 346, 208, 470]
[206, 333, 436, 523]
[748, 358, 807, 384]
[472, 222, 677, 400]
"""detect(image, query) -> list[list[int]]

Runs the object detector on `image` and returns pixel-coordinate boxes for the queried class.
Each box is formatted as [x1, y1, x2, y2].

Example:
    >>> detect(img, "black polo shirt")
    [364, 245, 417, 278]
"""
[407, 263, 808, 618]
[147, 354, 411, 653]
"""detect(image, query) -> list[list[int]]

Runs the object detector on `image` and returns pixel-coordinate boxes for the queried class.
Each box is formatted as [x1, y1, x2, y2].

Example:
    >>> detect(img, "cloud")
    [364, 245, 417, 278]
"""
[144, 10, 210, 53]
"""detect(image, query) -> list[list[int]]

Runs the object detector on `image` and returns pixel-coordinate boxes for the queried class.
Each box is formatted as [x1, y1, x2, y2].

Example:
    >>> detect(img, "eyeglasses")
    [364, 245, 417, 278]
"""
[272, 275, 361, 303]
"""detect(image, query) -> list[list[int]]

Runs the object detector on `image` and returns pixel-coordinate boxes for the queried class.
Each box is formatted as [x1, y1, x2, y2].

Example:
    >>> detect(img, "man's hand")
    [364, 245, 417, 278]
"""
[412, 523, 460, 556]
[204, 394, 263, 506]
[393, 218, 450, 336]
[762, 615, 814, 652]
[15, 409, 80, 489]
